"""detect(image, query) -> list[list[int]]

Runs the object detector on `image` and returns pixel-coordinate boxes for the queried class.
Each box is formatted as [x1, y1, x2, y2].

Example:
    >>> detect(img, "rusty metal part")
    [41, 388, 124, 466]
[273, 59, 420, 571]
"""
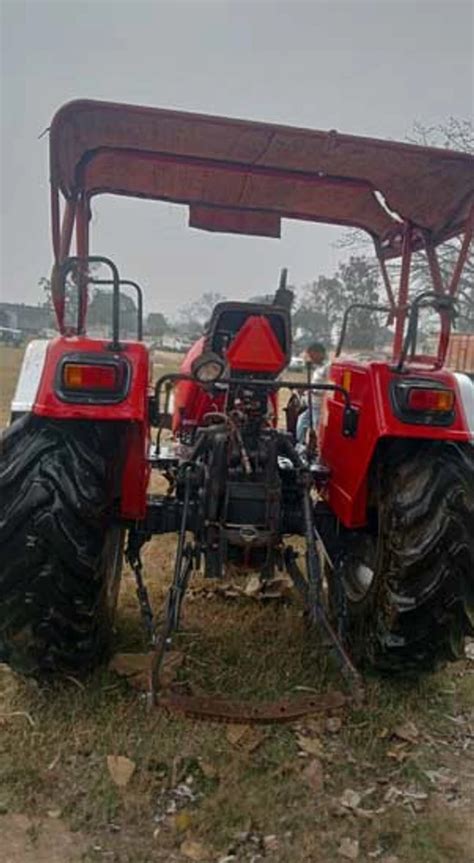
[156, 690, 348, 723]
[126, 529, 154, 643]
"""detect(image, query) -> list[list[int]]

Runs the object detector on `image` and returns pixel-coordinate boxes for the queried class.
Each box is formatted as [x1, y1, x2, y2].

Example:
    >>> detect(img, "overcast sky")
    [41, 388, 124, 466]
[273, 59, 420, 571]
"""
[1, 0, 472, 318]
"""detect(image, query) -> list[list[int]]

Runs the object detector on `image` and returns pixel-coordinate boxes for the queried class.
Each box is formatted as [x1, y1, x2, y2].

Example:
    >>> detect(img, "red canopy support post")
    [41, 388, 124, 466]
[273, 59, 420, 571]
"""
[51, 195, 77, 331]
[392, 223, 413, 360]
[448, 205, 474, 296]
[424, 237, 445, 295]
[424, 234, 451, 367]
[59, 197, 76, 262]
[51, 185, 61, 262]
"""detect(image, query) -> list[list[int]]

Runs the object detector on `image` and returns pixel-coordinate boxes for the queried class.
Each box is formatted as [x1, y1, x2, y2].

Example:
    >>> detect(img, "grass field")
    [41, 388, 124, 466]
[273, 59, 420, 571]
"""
[0, 344, 473, 863]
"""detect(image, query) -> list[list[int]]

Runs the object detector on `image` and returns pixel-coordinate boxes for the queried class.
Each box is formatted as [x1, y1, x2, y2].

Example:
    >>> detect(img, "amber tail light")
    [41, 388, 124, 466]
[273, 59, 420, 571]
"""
[391, 380, 455, 426]
[57, 355, 130, 403]
[63, 362, 120, 391]
[406, 387, 454, 412]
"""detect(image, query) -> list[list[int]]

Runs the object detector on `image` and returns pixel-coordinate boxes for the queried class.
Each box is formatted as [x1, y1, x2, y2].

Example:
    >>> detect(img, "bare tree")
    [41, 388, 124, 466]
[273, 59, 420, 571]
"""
[336, 118, 473, 333]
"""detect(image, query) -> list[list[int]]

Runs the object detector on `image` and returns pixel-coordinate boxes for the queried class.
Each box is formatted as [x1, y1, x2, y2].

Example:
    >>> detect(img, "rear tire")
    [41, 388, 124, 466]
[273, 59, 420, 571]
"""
[339, 442, 474, 674]
[0, 415, 125, 674]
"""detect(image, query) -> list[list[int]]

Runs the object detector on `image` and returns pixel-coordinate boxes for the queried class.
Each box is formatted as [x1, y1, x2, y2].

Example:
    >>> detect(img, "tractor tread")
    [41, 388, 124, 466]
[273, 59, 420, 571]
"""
[0, 415, 124, 674]
[372, 442, 474, 673]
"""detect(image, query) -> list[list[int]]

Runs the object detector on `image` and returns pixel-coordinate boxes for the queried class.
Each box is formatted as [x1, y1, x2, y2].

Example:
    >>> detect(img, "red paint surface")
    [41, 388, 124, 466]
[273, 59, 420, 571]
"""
[33, 336, 151, 518]
[226, 316, 286, 373]
[34, 336, 150, 421]
[320, 360, 471, 528]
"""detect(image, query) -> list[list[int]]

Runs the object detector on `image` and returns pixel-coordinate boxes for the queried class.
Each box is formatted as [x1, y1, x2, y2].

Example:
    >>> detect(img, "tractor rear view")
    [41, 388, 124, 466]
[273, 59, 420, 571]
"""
[1, 100, 473, 718]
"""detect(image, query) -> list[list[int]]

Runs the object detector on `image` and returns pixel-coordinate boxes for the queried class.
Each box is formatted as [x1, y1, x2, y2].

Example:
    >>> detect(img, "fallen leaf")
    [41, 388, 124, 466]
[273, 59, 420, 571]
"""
[109, 650, 183, 690]
[340, 789, 362, 810]
[392, 720, 419, 745]
[263, 834, 279, 852]
[226, 724, 265, 752]
[353, 806, 379, 820]
[326, 716, 342, 734]
[215, 582, 244, 600]
[109, 652, 150, 676]
[383, 786, 403, 804]
[47, 809, 61, 818]
[465, 639, 474, 661]
[302, 759, 324, 792]
[296, 733, 324, 757]
[226, 724, 250, 746]
[174, 811, 192, 831]
[160, 650, 185, 687]
[386, 744, 410, 762]
[107, 754, 136, 787]
[180, 838, 210, 861]
[243, 574, 293, 601]
[424, 768, 458, 790]
[338, 836, 360, 860]
[245, 575, 261, 596]
[198, 759, 218, 780]
[402, 787, 428, 802]
[294, 716, 323, 736]
[262, 575, 294, 600]
[109, 652, 150, 690]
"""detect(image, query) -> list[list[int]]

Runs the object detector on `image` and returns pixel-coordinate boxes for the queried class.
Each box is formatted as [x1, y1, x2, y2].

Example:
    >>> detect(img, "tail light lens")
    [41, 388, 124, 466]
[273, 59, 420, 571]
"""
[406, 387, 454, 412]
[391, 380, 455, 426]
[57, 354, 129, 403]
[63, 362, 120, 391]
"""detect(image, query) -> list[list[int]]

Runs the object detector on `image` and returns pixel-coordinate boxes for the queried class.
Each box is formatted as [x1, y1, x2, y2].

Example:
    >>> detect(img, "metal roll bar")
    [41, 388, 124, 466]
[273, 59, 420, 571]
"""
[90, 277, 144, 340]
[53, 255, 122, 350]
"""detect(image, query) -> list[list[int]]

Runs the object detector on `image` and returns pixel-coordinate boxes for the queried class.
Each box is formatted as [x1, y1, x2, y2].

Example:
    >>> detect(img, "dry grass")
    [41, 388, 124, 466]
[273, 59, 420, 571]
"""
[0, 345, 24, 427]
[1, 345, 473, 863]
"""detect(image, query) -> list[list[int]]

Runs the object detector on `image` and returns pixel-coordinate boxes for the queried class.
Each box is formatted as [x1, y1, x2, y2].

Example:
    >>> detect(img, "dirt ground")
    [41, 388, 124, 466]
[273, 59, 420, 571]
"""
[0, 344, 473, 863]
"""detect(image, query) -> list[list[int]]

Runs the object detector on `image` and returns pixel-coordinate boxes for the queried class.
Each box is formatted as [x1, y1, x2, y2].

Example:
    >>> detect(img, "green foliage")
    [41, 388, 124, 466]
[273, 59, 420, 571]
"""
[294, 275, 345, 347]
[337, 256, 380, 349]
[40, 274, 79, 324]
[87, 288, 137, 329]
[145, 311, 168, 337]
[293, 258, 383, 350]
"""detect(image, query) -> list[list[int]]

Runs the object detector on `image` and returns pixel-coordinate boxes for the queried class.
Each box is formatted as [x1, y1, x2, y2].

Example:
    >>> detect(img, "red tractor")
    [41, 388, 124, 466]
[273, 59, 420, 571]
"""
[1, 101, 473, 712]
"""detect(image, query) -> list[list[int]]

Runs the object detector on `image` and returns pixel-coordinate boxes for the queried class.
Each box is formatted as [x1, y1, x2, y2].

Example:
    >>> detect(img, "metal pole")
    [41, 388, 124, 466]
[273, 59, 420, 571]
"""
[392, 223, 412, 361]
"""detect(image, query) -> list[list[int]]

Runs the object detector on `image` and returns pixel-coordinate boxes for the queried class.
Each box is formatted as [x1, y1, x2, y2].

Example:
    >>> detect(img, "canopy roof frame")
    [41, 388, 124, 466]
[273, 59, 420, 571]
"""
[48, 99, 473, 364]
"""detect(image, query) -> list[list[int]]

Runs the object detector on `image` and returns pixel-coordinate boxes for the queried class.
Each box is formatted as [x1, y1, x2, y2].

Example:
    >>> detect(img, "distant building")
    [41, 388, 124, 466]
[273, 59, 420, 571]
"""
[0, 303, 52, 334]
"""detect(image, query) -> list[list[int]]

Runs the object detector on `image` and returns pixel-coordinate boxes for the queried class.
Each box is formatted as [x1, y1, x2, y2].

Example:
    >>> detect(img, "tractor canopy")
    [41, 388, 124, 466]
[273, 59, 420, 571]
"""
[48, 99, 473, 365]
[50, 99, 473, 262]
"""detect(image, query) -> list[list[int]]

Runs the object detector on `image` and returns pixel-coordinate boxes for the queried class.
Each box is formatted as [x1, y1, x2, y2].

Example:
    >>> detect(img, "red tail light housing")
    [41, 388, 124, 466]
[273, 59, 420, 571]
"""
[392, 379, 456, 426]
[57, 354, 130, 403]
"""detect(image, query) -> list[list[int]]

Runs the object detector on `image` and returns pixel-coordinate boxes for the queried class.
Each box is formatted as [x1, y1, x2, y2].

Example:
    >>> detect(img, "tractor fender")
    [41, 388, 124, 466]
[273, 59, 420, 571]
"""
[320, 360, 473, 529]
[10, 339, 50, 422]
[453, 373, 474, 441]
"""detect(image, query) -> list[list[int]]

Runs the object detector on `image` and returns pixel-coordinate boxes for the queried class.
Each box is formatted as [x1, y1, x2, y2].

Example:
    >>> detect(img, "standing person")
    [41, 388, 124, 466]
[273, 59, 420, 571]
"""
[296, 342, 329, 445]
